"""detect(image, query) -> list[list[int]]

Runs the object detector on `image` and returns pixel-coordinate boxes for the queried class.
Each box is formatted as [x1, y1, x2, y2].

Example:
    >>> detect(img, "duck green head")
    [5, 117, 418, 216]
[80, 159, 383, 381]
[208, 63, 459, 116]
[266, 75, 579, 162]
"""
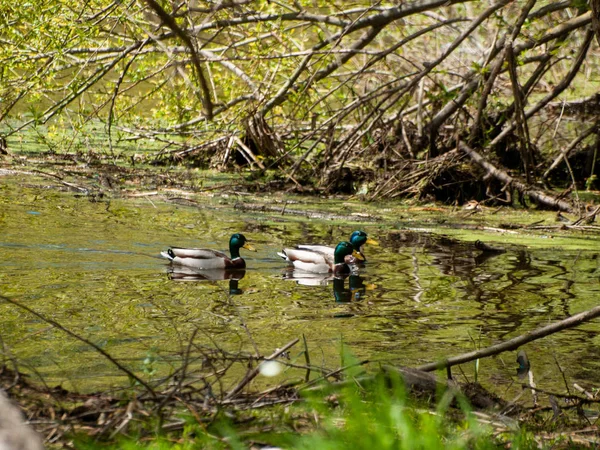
[334, 241, 364, 265]
[229, 233, 256, 259]
[349, 230, 379, 250]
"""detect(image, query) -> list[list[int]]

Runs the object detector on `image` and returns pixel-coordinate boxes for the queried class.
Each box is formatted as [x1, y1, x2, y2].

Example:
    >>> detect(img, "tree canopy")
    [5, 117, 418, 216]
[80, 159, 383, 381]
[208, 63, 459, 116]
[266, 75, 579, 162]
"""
[1, 1, 598, 205]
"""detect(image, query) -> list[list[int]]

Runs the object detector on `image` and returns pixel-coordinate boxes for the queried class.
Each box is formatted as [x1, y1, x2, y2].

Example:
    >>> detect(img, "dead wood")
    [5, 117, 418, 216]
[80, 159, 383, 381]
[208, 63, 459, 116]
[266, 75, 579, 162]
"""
[242, 116, 284, 164]
[458, 142, 579, 214]
[416, 304, 600, 372]
[225, 338, 299, 400]
[233, 202, 379, 222]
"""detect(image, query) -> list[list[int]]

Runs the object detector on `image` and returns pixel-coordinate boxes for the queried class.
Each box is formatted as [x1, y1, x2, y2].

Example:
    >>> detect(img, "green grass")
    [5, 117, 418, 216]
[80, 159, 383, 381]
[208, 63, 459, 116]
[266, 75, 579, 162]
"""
[289, 377, 494, 450]
[71, 369, 540, 450]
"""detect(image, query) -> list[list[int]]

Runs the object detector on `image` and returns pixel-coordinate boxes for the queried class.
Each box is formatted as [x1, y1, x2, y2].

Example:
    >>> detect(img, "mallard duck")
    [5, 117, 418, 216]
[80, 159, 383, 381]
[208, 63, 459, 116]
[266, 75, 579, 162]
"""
[297, 230, 378, 261]
[161, 233, 256, 269]
[277, 241, 363, 274]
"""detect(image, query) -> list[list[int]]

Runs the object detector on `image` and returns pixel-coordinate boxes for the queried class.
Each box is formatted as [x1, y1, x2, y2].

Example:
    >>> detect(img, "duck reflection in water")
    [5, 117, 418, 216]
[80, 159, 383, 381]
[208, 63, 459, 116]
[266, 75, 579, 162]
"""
[282, 269, 373, 303]
[332, 274, 372, 303]
[167, 266, 246, 295]
[281, 269, 332, 286]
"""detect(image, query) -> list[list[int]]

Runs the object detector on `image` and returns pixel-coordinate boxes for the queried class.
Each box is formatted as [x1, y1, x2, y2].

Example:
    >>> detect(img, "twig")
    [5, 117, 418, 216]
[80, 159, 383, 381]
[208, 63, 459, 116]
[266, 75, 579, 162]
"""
[302, 334, 311, 383]
[143, 0, 214, 119]
[518, 384, 589, 402]
[31, 170, 88, 192]
[300, 359, 370, 390]
[573, 383, 595, 400]
[543, 123, 597, 181]
[417, 304, 600, 372]
[224, 338, 299, 400]
[459, 141, 579, 213]
[0, 295, 157, 399]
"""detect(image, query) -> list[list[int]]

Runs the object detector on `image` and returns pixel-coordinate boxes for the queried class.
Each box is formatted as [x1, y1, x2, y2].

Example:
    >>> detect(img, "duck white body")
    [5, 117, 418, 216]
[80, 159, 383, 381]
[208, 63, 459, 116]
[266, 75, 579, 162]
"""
[277, 241, 363, 275]
[161, 248, 239, 270]
[277, 248, 334, 274]
[295, 245, 333, 255]
[296, 231, 378, 262]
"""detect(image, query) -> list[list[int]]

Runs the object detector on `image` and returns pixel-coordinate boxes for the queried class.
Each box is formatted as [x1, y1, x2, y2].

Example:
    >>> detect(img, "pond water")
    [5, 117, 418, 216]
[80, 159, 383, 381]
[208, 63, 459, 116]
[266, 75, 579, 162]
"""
[1, 177, 599, 401]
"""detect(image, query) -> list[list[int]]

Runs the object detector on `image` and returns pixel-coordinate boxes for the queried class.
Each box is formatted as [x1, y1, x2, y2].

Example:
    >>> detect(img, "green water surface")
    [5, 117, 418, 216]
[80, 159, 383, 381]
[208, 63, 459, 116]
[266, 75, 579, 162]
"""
[0, 176, 599, 402]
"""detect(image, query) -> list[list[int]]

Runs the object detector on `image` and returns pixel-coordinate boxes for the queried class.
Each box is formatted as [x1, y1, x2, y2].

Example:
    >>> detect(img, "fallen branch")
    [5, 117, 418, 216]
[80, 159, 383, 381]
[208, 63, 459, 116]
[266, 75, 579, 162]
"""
[458, 141, 578, 214]
[234, 202, 379, 221]
[417, 304, 600, 372]
[225, 338, 299, 400]
[0, 296, 158, 399]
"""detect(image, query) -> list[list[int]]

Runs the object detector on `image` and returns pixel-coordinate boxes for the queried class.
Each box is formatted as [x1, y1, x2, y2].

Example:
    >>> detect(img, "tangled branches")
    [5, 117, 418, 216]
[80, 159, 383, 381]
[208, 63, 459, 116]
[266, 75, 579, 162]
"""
[1, 1, 599, 209]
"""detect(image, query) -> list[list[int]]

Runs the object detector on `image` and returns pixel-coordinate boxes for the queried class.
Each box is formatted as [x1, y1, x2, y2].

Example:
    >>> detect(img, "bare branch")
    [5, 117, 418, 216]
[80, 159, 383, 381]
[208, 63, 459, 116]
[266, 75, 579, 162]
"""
[490, 29, 594, 148]
[143, 0, 214, 120]
[459, 141, 578, 213]
[418, 301, 600, 372]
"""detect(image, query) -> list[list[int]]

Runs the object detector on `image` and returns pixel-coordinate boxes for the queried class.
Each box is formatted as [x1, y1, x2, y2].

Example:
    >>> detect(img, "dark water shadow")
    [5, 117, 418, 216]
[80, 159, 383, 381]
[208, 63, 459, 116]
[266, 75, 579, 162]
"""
[281, 268, 373, 305]
[167, 266, 246, 295]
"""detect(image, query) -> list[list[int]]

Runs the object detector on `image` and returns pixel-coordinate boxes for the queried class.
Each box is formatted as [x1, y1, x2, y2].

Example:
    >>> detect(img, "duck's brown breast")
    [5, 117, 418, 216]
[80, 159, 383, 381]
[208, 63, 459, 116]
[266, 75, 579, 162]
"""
[225, 257, 246, 269]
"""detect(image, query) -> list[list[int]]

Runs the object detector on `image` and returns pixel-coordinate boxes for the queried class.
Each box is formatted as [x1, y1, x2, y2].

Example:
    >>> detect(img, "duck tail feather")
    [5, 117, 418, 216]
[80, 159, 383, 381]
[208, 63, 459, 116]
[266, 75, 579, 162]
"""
[160, 249, 175, 261]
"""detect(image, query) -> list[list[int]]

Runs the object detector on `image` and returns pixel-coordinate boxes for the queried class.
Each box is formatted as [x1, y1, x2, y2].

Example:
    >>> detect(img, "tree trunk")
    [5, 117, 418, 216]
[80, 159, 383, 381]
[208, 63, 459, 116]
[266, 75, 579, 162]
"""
[591, 0, 600, 45]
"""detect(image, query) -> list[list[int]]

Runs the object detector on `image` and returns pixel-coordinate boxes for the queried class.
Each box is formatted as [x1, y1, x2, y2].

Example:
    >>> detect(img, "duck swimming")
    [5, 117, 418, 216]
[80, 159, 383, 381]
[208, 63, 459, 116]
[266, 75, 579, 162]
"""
[277, 241, 363, 274]
[296, 230, 378, 261]
[161, 233, 256, 270]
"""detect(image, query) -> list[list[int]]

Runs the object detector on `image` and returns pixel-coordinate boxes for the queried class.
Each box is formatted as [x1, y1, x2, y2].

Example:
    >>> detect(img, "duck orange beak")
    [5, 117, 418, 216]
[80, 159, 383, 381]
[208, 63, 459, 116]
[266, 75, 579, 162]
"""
[243, 242, 257, 251]
[352, 249, 365, 261]
[366, 238, 379, 246]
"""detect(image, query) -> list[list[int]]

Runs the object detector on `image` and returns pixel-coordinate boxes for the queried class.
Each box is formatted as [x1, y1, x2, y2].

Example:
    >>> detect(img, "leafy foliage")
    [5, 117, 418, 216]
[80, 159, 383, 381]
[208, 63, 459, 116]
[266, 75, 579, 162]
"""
[1, 1, 598, 196]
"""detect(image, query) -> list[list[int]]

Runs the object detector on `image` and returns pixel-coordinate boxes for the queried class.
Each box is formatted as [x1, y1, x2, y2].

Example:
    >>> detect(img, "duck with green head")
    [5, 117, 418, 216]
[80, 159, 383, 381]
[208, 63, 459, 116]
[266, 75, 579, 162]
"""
[278, 241, 363, 274]
[297, 230, 378, 262]
[161, 233, 256, 270]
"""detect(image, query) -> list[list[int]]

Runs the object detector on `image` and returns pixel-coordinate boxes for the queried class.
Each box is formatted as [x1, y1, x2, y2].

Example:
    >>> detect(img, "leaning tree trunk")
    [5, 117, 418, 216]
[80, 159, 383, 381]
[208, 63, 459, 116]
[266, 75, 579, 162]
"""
[592, 0, 600, 45]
